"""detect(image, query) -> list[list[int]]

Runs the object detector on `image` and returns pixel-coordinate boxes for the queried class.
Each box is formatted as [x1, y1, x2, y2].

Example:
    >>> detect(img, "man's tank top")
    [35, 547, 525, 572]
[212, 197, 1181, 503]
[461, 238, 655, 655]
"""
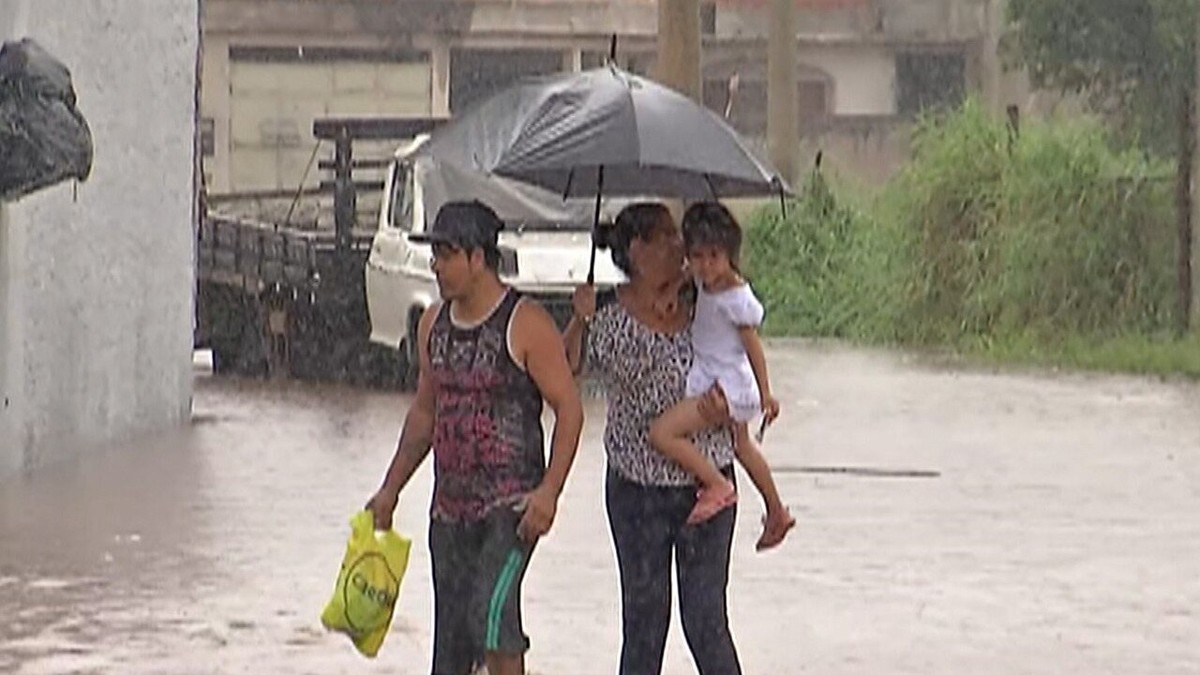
[427, 289, 546, 522]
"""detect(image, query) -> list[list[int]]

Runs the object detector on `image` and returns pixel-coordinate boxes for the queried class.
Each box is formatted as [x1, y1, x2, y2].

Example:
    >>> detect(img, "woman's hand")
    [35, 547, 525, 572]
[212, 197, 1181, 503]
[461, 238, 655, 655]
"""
[572, 284, 596, 322]
[697, 384, 731, 426]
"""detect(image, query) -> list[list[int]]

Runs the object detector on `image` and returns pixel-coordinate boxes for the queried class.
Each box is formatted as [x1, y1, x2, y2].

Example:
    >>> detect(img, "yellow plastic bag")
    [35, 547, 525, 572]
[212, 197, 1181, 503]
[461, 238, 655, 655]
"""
[320, 509, 412, 657]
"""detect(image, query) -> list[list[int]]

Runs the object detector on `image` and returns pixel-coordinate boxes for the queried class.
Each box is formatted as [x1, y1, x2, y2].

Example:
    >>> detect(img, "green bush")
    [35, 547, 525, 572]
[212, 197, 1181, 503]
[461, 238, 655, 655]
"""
[744, 99, 1187, 373]
[743, 168, 905, 340]
[892, 100, 1177, 344]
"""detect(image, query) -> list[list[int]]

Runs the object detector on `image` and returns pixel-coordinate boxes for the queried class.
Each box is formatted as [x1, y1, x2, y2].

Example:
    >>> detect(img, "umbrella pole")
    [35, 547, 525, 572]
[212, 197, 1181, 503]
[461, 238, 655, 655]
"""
[587, 166, 605, 285]
[577, 165, 605, 378]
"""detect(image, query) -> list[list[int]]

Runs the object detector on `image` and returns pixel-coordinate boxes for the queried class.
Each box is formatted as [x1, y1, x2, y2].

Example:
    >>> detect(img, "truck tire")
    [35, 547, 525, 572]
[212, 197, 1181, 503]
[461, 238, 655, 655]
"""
[204, 286, 267, 377]
[398, 308, 422, 391]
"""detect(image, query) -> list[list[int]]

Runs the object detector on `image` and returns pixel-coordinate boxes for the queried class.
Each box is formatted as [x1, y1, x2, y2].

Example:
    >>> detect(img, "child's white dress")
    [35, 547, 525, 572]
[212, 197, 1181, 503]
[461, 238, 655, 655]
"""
[686, 283, 765, 423]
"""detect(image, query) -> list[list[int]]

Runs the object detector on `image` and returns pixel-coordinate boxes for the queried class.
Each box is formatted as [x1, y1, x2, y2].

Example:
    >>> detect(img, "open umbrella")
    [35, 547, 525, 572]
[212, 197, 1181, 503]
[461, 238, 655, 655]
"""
[419, 62, 788, 282]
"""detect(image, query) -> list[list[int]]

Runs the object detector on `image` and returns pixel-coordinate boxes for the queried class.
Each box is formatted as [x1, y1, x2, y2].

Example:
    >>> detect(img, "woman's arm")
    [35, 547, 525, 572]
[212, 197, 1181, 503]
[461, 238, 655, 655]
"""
[563, 315, 588, 375]
[564, 284, 596, 375]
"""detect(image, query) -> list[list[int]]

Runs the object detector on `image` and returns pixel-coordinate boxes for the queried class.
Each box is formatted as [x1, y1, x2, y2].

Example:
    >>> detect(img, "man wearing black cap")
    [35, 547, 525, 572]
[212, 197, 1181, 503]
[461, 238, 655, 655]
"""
[365, 200, 584, 675]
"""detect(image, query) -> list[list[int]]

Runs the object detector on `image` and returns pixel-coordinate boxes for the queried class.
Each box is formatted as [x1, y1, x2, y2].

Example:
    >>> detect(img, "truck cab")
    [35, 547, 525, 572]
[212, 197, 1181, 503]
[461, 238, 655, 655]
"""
[365, 135, 626, 382]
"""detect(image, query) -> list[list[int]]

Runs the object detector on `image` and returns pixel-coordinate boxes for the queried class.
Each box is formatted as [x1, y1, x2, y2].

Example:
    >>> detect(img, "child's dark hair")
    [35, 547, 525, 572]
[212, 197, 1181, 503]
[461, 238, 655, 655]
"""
[681, 201, 743, 271]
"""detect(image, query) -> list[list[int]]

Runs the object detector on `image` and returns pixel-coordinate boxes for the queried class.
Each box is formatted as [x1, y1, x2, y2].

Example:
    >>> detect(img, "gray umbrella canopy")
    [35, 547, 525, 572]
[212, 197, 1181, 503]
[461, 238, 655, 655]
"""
[419, 64, 786, 201]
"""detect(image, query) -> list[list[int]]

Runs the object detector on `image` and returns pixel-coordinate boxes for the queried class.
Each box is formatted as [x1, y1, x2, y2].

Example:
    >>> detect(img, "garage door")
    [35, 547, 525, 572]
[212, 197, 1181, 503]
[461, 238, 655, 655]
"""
[229, 52, 431, 192]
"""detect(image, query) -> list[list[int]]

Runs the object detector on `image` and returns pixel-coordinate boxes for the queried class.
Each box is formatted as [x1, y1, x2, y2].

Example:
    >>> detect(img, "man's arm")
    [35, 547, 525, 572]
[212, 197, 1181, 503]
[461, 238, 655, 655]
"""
[366, 304, 439, 530]
[513, 299, 585, 541]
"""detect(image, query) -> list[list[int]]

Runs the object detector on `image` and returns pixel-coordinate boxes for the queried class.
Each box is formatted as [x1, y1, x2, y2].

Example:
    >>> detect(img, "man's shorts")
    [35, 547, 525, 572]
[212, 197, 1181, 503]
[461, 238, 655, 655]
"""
[429, 505, 534, 675]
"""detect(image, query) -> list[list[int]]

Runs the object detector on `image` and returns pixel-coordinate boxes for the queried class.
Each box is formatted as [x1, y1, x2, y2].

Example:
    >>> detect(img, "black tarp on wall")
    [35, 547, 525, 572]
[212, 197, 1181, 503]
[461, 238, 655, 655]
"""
[0, 39, 92, 201]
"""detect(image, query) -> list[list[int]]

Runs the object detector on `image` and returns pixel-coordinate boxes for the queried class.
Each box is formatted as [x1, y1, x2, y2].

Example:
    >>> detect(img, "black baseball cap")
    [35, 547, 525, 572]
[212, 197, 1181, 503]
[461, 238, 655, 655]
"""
[409, 200, 503, 250]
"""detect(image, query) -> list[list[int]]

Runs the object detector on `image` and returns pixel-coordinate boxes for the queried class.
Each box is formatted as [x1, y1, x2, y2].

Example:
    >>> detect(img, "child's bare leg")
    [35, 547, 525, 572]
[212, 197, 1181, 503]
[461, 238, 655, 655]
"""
[734, 424, 795, 551]
[733, 424, 784, 513]
[650, 397, 730, 490]
[650, 398, 737, 524]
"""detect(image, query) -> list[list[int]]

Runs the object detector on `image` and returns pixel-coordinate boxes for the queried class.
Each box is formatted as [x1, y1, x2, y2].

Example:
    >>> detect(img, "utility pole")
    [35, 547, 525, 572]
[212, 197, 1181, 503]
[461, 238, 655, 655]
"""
[1176, 88, 1192, 335]
[768, 0, 798, 187]
[656, 0, 702, 102]
[981, 0, 1003, 115]
[1192, 4, 1200, 332]
[656, 0, 701, 222]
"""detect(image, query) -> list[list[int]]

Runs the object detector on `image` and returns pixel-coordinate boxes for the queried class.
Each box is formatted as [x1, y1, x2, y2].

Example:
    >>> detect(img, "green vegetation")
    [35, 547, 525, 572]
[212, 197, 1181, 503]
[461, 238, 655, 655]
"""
[744, 101, 1197, 378]
[1004, 0, 1195, 156]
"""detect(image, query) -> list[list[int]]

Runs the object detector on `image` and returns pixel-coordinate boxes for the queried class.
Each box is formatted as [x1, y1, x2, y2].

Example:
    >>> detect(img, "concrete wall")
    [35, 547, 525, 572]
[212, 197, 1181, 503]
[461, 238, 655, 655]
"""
[800, 117, 911, 188]
[0, 0, 199, 477]
[707, 41, 899, 117]
[801, 44, 896, 115]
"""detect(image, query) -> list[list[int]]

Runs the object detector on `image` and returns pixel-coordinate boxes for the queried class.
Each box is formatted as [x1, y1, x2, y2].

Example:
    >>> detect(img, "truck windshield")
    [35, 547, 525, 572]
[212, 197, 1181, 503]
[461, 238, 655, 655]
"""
[389, 162, 414, 231]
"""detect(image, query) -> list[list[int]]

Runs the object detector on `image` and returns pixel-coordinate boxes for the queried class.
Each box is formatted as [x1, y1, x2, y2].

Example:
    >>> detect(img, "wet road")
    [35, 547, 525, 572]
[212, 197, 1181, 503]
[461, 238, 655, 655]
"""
[2, 343, 1199, 674]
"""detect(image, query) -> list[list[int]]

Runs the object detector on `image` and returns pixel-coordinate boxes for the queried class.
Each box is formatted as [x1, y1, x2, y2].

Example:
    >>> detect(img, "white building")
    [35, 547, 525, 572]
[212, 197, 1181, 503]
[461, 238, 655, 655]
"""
[201, 0, 1011, 193]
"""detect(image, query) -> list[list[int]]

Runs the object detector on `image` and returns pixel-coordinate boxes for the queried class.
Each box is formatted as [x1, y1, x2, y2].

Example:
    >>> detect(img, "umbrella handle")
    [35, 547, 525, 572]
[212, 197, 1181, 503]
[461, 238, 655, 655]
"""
[587, 165, 606, 285]
[582, 163, 605, 377]
[587, 240, 597, 286]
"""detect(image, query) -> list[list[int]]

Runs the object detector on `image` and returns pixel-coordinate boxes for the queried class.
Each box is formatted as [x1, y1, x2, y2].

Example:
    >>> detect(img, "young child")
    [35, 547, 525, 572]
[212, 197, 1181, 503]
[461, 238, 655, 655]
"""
[648, 202, 795, 551]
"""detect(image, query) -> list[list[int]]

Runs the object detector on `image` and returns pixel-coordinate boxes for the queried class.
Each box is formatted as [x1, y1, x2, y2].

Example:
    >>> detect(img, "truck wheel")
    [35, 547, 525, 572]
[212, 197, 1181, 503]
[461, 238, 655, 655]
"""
[210, 338, 239, 374]
[399, 308, 422, 391]
[209, 293, 267, 377]
[349, 340, 403, 389]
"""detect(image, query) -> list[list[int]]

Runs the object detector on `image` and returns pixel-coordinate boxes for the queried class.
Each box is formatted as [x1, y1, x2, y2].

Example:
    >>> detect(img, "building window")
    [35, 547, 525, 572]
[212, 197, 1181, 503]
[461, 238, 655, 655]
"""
[200, 117, 215, 157]
[581, 50, 654, 76]
[704, 76, 765, 134]
[703, 76, 828, 136]
[701, 2, 717, 35]
[896, 51, 965, 117]
[449, 48, 562, 113]
[798, 80, 829, 126]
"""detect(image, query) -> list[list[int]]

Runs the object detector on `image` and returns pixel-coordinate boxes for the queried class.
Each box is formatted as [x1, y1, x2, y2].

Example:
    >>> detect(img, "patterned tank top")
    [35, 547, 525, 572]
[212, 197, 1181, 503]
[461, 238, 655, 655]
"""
[427, 289, 546, 522]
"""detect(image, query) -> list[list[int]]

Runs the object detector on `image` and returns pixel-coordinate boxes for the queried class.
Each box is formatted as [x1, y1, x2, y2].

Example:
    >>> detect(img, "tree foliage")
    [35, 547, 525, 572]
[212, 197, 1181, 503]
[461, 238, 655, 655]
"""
[1004, 0, 1196, 154]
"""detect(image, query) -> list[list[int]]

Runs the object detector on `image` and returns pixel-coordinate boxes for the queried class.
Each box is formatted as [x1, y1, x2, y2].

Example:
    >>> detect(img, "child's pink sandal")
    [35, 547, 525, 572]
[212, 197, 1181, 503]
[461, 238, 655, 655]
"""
[686, 480, 737, 525]
[755, 508, 796, 551]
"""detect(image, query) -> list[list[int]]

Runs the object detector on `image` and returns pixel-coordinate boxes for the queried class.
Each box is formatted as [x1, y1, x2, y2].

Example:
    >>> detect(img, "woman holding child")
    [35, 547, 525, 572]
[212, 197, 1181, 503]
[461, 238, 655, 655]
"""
[564, 201, 793, 675]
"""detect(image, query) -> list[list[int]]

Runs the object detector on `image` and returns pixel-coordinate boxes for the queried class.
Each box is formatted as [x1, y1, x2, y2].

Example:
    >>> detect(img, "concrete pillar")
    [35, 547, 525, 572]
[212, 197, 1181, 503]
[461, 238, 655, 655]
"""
[0, 0, 30, 475]
[0, 206, 14, 474]
[0, 201, 28, 475]
[767, 0, 798, 186]
[0, 0, 198, 478]
[1, 0, 30, 36]
[564, 47, 583, 73]
[431, 40, 451, 117]
[656, 0, 701, 101]
[980, 0, 1004, 115]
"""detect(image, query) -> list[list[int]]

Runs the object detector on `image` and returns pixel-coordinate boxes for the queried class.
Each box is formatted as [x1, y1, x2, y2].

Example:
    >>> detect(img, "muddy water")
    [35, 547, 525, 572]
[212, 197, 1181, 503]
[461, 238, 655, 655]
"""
[1, 343, 1198, 674]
